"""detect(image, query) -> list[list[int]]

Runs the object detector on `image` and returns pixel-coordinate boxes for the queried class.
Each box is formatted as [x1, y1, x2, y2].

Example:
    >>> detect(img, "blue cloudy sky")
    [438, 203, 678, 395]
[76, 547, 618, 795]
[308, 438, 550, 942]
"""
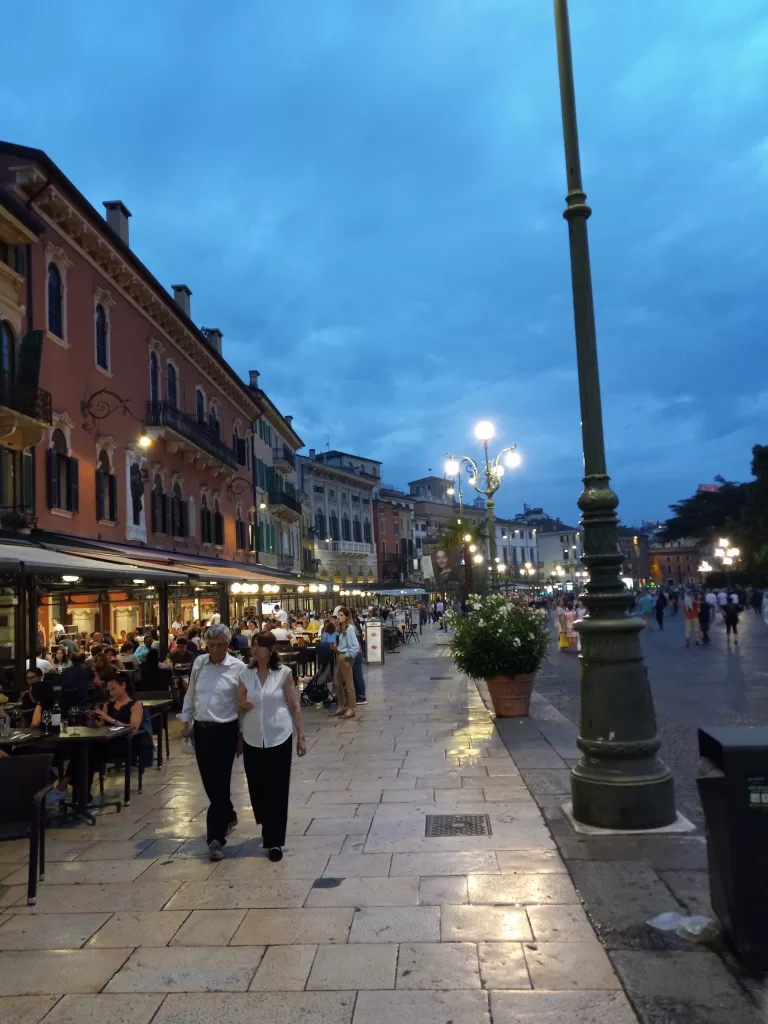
[5, 1, 768, 525]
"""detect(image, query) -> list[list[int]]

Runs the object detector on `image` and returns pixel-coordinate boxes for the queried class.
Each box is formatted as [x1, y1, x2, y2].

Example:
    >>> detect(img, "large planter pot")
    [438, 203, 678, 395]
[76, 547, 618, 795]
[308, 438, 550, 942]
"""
[486, 672, 536, 718]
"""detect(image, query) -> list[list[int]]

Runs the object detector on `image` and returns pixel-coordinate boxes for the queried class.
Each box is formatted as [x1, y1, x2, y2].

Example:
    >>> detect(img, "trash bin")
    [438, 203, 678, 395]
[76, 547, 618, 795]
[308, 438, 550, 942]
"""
[698, 726, 768, 968]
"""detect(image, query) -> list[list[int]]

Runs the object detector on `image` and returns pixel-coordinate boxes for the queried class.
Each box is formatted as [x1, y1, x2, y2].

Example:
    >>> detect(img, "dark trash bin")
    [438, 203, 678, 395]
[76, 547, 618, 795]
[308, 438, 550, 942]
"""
[698, 726, 768, 968]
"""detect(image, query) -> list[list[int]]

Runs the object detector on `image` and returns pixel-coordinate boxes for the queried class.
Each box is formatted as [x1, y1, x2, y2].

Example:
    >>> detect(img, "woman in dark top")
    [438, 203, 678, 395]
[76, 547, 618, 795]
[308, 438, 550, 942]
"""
[85, 676, 153, 798]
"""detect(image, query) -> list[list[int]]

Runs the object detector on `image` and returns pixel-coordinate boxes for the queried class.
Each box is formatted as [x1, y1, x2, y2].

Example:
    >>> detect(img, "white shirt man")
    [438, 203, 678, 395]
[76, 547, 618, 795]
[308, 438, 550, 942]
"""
[51, 619, 65, 639]
[274, 606, 289, 625]
[210, 611, 222, 625]
[436, 600, 445, 615]
[705, 592, 717, 610]
[180, 652, 242, 725]
[171, 618, 184, 632]
[36, 655, 53, 675]
[717, 591, 728, 608]
[270, 626, 295, 644]
[729, 592, 739, 604]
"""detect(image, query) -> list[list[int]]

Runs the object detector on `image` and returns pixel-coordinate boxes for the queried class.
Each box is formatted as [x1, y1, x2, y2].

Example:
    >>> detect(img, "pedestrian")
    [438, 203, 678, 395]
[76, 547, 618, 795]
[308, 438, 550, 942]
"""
[238, 631, 306, 862]
[751, 589, 764, 617]
[716, 589, 728, 621]
[705, 590, 717, 623]
[683, 592, 700, 648]
[179, 624, 241, 861]
[654, 591, 667, 631]
[332, 606, 359, 721]
[637, 591, 654, 628]
[698, 594, 712, 644]
[435, 599, 445, 626]
[724, 600, 740, 645]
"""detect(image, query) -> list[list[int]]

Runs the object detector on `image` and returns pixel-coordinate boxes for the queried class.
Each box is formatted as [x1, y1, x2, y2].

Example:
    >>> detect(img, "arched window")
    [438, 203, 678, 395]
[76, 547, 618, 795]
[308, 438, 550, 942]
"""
[167, 363, 178, 408]
[235, 506, 246, 550]
[95, 449, 117, 523]
[208, 405, 219, 437]
[47, 428, 78, 512]
[171, 480, 187, 537]
[200, 493, 212, 544]
[363, 518, 372, 544]
[95, 304, 109, 370]
[329, 511, 339, 542]
[149, 352, 159, 407]
[213, 496, 224, 546]
[151, 473, 168, 534]
[196, 389, 205, 424]
[48, 263, 63, 337]
[233, 424, 246, 466]
[0, 321, 14, 384]
[353, 515, 362, 542]
[315, 509, 326, 539]
[341, 513, 351, 542]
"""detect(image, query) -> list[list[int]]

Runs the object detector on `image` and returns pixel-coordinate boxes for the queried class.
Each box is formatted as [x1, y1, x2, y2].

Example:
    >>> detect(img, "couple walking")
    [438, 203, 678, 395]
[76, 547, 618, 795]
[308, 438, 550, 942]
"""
[179, 624, 306, 862]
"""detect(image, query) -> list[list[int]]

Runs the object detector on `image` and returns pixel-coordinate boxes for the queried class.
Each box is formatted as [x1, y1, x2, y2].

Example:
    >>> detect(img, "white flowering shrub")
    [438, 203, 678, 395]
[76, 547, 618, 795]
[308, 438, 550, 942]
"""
[450, 594, 550, 680]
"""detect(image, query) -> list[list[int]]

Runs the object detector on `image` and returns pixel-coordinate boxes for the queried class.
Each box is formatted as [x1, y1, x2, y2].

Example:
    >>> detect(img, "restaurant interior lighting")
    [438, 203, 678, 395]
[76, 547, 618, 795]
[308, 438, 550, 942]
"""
[474, 420, 495, 441]
[332, 584, 340, 592]
[319, 584, 328, 592]
[309, 584, 318, 593]
[231, 583, 242, 593]
[61, 575, 80, 583]
[298, 585, 306, 593]
[132, 579, 146, 584]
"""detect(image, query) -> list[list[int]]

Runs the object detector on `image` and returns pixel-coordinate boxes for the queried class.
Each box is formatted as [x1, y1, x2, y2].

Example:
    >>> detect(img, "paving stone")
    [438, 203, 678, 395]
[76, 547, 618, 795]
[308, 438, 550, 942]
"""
[308, 943, 397, 990]
[526, 904, 597, 942]
[391, 852, 499, 875]
[657, 870, 714, 918]
[0, 912, 111, 950]
[490, 989, 638, 1022]
[6, 882, 180, 914]
[518, 770, 573, 795]
[477, 941, 531, 989]
[305, 818, 372, 836]
[353, 990, 489, 1024]
[87, 911, 188, 947]
[396, 942, 480, 989]
[75, 840, 154, 860]
[0, 885, 36, 908]
[170, 910, 247, 946]
[441, 905, 533, 942]
[232, 909, 354, 945]
[151, 991, 355, 1024]
[419, 875, 468, 905]
[215, 852, 331, 878]
[468, 873, 579, 905]
[0, 996, 58, 1024]
[324, 854, 392, 877]
[349, 907, 440, 943]
[611, 950, 764, 1023]
[523, 940, 621, 990]
[568, 861, 685, 950]
[0, 949, 132, 994]
[250, 944, 318, 990]
[106, 945, 265, 992]
[306, 876, 419, 907]
[39, 994, 165, 1024]
[496, 849, 568, 873]
[163, 878, 313, 910]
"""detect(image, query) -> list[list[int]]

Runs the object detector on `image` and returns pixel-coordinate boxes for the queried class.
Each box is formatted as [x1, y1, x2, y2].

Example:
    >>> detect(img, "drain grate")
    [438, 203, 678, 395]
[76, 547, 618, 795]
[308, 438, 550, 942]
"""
[425, 814, 492, 838]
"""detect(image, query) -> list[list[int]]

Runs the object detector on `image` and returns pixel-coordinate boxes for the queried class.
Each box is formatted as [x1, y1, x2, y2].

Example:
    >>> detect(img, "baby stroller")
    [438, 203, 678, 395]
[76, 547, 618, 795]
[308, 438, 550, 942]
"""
[300, 643, 337, 708]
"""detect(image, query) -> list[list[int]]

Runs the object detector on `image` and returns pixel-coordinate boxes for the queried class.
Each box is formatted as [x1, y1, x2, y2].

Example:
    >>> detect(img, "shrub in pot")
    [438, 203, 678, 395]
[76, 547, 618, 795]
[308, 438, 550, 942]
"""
[448, 594, 550, 717]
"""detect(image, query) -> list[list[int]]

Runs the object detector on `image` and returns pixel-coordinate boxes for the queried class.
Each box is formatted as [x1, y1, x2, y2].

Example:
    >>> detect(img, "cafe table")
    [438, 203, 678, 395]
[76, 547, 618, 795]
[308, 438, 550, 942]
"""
[0, 724, 132, 824]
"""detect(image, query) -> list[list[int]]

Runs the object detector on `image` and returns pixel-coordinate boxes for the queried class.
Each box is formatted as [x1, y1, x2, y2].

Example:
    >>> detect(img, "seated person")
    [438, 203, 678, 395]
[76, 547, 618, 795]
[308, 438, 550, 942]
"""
[230, 627, 249, 652]
[119, 643, 141, 670]
[59, 652, 94, 706]
[137, 648, 171, 691]
[169, 638, 196, 672]
[306, 616, 321, 635]
[35, 646, 54, 675]
[25, 667, 55, 712]
[320, 620, 338, 645]
[186, 630, 201, 654]
[133, 634, 153, 662]
[270, 623, 295, 644]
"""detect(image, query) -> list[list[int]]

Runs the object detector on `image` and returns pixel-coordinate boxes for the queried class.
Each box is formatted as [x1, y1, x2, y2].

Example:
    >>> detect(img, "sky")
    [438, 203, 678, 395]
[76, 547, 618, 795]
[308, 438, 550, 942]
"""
[4, 0, 768, 525]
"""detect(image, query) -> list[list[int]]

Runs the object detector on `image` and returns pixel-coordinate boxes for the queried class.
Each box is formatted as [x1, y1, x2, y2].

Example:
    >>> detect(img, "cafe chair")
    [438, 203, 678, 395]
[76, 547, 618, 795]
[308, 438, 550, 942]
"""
[97, 710, 155, 804]
[0, 753, 55, 905]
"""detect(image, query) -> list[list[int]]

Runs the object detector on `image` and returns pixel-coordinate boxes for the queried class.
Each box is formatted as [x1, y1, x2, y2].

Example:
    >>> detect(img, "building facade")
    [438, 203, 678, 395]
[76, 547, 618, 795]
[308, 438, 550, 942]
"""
[374, 487, 416, 583]
[650, 539, 703, 588]
[298, 449, 378, 584]
[511, 509, 583, 584]
[617, 527, 650, 586]
[494, 519, 540, 580]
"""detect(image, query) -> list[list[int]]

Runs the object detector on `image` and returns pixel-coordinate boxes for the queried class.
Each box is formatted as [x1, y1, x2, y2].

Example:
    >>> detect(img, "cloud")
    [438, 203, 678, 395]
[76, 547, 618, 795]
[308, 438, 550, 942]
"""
[4, 0, 768, 524]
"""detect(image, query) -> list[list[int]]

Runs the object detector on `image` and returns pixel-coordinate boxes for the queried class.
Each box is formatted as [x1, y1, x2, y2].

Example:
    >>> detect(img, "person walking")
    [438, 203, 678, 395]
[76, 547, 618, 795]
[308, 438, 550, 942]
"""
[332, 606, 359, 720]
[716, 589, 728, 622]
[683, 592, 700, 648]
[654, 590, 667, 631]
[637, 591, 654, 629]
[724, 599, 740, 645]
[698, 594, 712, 645]
[751, 588, 764, 617]
[179, 624, 241, 861]
[238, 631, 306, 862]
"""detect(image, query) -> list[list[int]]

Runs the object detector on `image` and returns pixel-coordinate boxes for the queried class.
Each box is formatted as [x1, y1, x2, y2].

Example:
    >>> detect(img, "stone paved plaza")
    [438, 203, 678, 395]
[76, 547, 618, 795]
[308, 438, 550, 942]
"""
[0, 628, 637, 1024]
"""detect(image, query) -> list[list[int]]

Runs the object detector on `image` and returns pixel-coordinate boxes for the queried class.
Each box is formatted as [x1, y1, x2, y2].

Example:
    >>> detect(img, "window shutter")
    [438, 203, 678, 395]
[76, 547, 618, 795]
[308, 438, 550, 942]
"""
[68, 457, 79, 513]
[151, 490, 159, 532]
[163, 495, 170, 534]
[214, 513, 224, 546]
[236, 438, 247, 466]
[180, 499, 188, 538]
[46, 448, 58, 509]
[108, 474, 118, 522]
[22, 450, 34, 512]
[95, 468, 105, 521]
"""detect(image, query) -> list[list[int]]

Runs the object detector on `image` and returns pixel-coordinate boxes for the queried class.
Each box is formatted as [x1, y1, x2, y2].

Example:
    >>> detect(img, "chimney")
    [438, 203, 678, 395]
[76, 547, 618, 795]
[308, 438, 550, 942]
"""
[309, 448, 316, 460]
[103, 201, 131, 245]
[285, 415, 293, 427]
[249, 370, 260, 389]
[204, 328, 223, 355]
[172, 284, 192, 317]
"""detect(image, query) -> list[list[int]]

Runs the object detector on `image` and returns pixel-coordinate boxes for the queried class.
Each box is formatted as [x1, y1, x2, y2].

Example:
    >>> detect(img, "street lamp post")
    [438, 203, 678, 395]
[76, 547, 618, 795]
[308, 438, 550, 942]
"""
[446, 421, 521, 593]
[552, 0, 675, 828]
[714, 539, 739, 587]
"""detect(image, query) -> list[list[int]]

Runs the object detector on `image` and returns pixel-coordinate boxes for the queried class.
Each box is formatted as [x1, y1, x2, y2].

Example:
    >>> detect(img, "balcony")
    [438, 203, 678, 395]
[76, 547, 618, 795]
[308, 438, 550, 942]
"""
[332, 540, 372, 555]
[145, 401, 239, 473]
[273, 445, 295, 472]
[277, 552, 298, 571]
[0, 370, 52, 451]
[267, 487, 302, 522]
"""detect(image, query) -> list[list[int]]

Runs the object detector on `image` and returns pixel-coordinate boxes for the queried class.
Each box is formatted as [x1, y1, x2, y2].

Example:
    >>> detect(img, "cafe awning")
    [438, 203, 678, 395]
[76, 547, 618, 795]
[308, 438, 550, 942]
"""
[0, 540, 182, 582]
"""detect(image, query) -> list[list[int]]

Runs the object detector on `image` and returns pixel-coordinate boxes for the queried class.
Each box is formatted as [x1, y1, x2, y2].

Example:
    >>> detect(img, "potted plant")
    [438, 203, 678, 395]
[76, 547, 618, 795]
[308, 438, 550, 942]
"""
[448, 594, 550, 717]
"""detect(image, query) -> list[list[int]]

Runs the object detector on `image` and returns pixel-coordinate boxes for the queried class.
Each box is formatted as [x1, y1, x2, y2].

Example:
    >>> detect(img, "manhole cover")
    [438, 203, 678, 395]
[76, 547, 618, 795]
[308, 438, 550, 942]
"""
[425, 814, 492, 837]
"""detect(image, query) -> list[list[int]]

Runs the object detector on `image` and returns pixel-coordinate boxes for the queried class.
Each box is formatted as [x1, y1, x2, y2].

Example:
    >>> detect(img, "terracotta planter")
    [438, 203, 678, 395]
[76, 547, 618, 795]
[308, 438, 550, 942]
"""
[486, 672, 537, 718]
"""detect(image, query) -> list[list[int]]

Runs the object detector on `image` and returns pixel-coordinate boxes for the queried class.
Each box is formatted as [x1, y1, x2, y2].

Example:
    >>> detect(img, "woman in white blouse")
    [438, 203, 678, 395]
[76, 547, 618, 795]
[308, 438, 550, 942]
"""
[238, 631, 307, 861]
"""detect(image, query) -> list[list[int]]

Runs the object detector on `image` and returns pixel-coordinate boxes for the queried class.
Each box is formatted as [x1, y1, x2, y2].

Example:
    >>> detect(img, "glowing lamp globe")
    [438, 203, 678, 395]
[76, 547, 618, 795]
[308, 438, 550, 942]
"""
[474, 420, 495, 441]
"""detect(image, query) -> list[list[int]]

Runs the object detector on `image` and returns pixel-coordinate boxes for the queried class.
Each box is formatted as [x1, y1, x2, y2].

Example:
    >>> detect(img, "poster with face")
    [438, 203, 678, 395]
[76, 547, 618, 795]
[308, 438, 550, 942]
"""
[423, 540, 463, 591]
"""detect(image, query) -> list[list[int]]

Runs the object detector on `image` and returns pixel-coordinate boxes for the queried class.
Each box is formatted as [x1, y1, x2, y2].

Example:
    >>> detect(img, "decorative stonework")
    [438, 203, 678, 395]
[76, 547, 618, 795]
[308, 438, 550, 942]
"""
[95, 435, 117, 472]
[49, 411, 75, 452]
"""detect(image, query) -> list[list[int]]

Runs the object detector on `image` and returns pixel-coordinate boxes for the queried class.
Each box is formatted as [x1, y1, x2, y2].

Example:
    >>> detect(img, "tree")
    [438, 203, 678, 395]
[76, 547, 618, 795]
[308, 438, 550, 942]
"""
[661, 479, 746, 544]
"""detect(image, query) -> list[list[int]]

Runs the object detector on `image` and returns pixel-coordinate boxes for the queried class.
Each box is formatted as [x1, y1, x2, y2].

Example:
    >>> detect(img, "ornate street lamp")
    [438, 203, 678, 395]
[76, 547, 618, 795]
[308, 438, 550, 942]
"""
[553, 0, 674, 828]
[445, 421, 521, 591]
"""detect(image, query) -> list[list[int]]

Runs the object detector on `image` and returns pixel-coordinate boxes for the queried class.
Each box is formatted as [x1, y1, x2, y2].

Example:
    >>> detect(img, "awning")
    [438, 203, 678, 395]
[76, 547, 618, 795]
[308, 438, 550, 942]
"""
[0, 540, 181, 582]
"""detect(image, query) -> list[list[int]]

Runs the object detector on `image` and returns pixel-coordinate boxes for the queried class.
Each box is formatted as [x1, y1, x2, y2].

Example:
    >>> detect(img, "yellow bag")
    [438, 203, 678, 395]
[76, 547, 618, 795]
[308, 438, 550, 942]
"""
[558, 631, 569, 650]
